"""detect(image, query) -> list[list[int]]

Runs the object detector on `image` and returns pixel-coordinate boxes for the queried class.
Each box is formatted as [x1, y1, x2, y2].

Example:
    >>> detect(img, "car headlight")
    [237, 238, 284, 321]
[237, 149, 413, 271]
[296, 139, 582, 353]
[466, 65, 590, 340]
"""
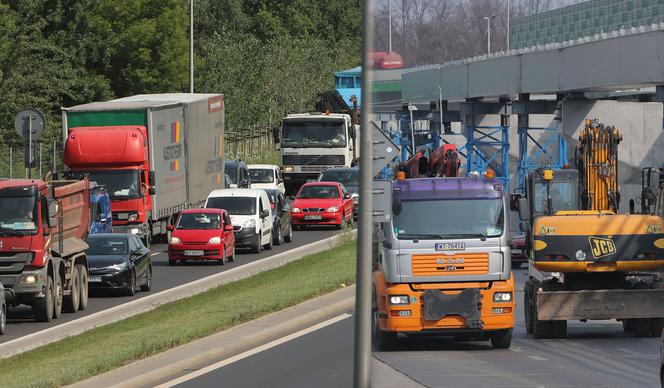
[326, 206, 339, 213]
[494, 292, 513, 302]
[291, 207, 301, 213]
[208, 236, 221, 245]
[169, 236, 182, 245]
[388, 295, 410, 305]
[283, 165, 294, 173]
[108, 262, 128, 272]
[243, 219, 256, 228]
[130, 228, 140, 234]
[128, 213, 139, 222]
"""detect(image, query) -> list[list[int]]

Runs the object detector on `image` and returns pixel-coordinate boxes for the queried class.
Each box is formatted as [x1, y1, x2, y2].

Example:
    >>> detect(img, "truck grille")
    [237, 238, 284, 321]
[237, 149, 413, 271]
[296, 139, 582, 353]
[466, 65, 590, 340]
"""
[411, 253, 489, 276]
[0, 252, 32, 274]
[282, 155, 344, 165]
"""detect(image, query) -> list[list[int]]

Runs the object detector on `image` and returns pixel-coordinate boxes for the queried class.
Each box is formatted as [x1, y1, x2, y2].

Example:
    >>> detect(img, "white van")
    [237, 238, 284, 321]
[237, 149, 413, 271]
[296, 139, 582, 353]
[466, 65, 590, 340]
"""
[205, 189, 273, 253]
[248, 164, 286, 194]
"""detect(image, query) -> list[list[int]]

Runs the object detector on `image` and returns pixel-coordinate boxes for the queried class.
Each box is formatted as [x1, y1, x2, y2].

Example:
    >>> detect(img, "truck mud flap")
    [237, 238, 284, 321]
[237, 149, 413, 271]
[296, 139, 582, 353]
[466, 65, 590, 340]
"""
[537, 289, 664, 320]
[422, 289, 482, 328]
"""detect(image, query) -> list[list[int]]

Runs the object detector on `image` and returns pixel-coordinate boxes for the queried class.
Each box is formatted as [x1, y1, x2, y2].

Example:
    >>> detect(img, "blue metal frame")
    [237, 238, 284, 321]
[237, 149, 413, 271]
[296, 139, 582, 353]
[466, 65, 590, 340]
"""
[461, 125, 510, 187]
[517, 126, 568, 190]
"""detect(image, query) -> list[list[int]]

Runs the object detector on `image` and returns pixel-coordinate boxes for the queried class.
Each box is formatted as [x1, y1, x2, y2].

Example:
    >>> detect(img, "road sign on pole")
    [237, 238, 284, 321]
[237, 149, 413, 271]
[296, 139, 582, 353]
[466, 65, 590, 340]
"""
[14, 108, 46, 174]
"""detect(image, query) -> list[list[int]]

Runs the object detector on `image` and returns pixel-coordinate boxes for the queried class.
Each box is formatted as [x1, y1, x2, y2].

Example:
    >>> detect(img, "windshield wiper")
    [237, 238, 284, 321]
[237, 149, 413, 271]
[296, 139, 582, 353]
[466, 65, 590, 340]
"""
[0, 228, 26, 237]
[397, 233, 444, 240]
[439, 233, 487, 241]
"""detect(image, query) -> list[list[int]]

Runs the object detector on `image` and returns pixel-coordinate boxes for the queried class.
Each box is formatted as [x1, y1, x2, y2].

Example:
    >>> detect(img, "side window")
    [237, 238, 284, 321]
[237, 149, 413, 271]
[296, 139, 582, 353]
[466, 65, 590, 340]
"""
[41, 197, 48, 229]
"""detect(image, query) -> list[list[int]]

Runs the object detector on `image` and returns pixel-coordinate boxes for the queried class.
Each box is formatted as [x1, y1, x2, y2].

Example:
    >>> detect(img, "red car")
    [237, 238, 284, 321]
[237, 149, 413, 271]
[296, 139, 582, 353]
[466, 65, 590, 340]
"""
[510, 234, 528, 269]
[290, 182, 354, 229]
[167, 209, 235, 266]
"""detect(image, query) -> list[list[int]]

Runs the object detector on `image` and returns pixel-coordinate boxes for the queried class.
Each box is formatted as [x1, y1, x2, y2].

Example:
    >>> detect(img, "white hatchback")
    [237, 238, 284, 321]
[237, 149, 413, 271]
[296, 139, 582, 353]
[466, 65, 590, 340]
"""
[205, 189, 273, 253]
[248, 164, 285, 194]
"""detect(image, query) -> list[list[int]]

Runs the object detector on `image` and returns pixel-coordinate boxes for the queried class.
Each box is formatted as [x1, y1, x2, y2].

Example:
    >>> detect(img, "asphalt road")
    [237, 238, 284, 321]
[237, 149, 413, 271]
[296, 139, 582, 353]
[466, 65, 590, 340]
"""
[173, 314, 355, 388]
[373, 266, 663, 388]
[2, 227, 340, 343]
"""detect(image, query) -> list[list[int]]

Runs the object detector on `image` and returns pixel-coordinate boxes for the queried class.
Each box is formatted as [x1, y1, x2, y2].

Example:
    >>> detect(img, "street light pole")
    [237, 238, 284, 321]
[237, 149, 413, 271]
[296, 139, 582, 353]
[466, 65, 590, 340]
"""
[507, 0, 511, 50]
[388, 0, 392, 52]
[484, 14, 496, 54]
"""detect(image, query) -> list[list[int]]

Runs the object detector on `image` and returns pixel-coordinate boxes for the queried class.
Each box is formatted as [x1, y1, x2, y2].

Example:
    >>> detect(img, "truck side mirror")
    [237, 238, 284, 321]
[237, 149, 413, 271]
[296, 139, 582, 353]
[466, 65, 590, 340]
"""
[517, 198, 530, 221]
[148, 171, 156, 186]
[509, 193, 521, 211]
[349, 126, 356, 139]
[48, 201, 59, 228]
[148, 187, 156, 195]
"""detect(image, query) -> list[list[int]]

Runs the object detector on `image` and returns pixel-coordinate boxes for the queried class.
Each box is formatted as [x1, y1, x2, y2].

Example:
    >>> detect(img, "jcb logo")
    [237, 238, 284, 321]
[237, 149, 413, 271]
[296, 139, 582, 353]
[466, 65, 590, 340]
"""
[589, 237, 616, 258]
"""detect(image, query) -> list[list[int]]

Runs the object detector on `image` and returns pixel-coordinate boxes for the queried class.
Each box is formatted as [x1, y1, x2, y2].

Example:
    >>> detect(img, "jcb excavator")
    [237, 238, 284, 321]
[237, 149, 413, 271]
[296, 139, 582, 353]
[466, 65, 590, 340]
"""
[513, 119, 664, 338]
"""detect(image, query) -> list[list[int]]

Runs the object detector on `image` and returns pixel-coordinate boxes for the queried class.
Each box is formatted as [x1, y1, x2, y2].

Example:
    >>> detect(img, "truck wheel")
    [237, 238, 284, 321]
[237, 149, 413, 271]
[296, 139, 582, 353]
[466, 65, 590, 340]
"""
[140, 266, 152, 292]
[33, 275, 54, 322]
[63, 265, 80, 313]
[491, 328, 513, 349]
[0, 303, 6, 335]
[372, 310, 397, 350]
[524, 280, 534, 334]
[77, 264, 89, 311]
[53, 273, 63, 319]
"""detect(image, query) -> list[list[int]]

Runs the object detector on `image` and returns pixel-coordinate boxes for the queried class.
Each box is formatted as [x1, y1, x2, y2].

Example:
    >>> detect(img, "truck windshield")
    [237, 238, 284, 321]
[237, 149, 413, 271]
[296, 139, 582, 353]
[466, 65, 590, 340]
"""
[394, 198, 504, 239]
[176, 213, 221, 230]
[0, 188, 37, 232]
[534, 182, 577, 214]
[76, 170, 141, 200]
[249, 169, 274, 183]
[318, 170, 359, 193]
[281, 120, 346, 148]
[206, 197, 256, 216]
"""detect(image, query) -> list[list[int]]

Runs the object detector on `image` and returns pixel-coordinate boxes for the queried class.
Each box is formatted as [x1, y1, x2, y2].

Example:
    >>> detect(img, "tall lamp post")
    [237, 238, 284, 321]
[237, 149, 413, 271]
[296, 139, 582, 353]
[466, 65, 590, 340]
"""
[484, 14, 497, 54]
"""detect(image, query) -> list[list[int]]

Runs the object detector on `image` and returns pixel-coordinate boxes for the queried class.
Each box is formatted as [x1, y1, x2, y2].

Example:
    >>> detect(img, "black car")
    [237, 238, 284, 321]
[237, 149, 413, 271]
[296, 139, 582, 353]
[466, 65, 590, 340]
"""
[225, 160, 251, 188]
[317, 167, 359, 220]
[263, 188, 293, 245]
[85, 234, 152, 296]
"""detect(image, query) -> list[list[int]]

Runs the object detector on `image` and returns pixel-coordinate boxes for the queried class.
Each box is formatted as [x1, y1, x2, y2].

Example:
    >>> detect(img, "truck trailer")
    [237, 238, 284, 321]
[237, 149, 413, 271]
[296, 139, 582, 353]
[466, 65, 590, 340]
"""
[62, 93, 225, 246]
[0, 178, 92, 321]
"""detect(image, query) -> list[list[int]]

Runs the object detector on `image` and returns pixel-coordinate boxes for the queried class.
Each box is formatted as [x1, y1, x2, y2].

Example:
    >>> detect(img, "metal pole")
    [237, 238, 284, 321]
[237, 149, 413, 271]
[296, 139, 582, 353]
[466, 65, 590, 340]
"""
[189, 0, 194, 93]
[28, 116, 33, 179]
[487, 17, 491, 54]
[9, 146, 12, 178]
[53, 139, 56, 174]
[439, 86, 443, 134]
[388, 0, 392, 52]
[39, 142, 42, 178]
[409, 103, 415, 155]
[353, 0, 373, 385]
[507, 0, 511, 50]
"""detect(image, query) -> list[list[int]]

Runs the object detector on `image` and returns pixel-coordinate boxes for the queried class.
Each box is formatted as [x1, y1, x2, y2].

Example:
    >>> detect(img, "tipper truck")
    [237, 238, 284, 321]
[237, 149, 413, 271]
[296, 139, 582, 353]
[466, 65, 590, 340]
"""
[280, 91, 360, 195]
[372, 172, 514, 349]
[62, 93, 225, 247]
[0, 178, 92, 321]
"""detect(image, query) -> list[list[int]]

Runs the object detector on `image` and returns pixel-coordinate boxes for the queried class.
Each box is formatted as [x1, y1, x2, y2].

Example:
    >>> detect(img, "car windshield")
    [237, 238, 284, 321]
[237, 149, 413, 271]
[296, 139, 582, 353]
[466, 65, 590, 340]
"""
[281, 120, 346, 148]
[297, 185, 340, 199]
[534, 182, 577, 214]
[206, 196, 256, 215]
[249, 168, 274, 183]
[225, 165, 238, 184]
[177, 213, 221, 230]
[71, 170, 141, 199]
[319, 170, 359, 192]
[0, 187, 36, 232]
[394, 198, 504, 239]
[86, 237, 129, 255]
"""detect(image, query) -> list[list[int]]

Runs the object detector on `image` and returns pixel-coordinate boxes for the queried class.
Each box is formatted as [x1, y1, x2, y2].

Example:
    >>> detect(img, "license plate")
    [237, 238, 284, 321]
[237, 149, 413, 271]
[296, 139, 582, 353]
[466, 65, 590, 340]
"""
[89, 276, 102, 282]
[184, 250, 205, 256]
[435, 242, 465, 251]
[304, 215, 323, 221]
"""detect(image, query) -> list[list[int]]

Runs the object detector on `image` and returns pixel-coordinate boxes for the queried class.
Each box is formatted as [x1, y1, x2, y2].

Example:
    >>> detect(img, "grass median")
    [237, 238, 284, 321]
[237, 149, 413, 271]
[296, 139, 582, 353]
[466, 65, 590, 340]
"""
[0, 237, 356, 388]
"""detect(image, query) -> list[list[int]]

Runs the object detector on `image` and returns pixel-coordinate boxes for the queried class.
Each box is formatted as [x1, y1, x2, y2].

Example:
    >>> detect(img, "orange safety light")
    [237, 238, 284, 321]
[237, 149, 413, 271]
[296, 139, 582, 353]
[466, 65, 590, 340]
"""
[484, 169, 495, 180]
[396, 171, 406, 181]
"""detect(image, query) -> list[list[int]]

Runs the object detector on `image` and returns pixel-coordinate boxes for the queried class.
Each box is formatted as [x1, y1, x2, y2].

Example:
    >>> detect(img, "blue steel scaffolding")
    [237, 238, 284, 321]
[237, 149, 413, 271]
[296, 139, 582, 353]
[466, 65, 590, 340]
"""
[463, 125, 510, 187]
[517, 126, 568, 191]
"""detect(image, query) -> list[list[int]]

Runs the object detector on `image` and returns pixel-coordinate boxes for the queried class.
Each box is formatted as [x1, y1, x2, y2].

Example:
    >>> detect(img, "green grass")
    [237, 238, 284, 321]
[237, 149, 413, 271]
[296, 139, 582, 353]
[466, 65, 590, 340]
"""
[243, 149, 280, 165]
[0, 239, 357, 388]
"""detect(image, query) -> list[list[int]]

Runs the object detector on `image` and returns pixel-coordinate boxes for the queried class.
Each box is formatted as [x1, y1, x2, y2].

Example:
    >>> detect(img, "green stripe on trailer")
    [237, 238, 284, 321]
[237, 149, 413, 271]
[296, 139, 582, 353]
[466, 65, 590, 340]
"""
[67, 110, 147, 128]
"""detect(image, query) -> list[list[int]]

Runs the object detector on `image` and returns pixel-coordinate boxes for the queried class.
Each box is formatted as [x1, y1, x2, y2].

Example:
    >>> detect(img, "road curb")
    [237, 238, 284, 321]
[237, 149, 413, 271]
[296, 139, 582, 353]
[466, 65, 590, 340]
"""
[0, 230, 356, 360]
[69, 285, 356, 388]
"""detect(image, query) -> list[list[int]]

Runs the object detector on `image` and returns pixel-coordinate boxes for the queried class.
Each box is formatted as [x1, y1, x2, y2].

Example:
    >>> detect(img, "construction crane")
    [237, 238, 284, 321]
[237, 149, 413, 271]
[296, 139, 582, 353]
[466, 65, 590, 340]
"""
[513, 119, 664, 339]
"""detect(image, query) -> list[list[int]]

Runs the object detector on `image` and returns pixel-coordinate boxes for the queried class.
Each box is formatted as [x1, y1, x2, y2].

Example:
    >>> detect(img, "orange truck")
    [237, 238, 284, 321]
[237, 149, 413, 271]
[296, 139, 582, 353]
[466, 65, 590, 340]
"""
[0, 178, 91, 321]
[372, 175, 514, 349]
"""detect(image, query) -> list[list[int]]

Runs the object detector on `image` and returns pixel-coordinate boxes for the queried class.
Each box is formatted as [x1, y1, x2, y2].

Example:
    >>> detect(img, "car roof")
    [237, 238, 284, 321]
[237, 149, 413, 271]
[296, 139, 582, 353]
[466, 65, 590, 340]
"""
[86, 233, 128, 239]
[224, 160, 245, 167]
[301, 181, 341, 188]
[207, 188, 266, 198]
[248, 164, 279, 169]
[181, 208, 225, 214]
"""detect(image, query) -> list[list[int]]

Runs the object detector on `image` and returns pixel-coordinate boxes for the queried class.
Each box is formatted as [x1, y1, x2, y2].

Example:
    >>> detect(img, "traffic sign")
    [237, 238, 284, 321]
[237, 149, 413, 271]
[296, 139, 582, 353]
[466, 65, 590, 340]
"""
[14, 108, 45, 140]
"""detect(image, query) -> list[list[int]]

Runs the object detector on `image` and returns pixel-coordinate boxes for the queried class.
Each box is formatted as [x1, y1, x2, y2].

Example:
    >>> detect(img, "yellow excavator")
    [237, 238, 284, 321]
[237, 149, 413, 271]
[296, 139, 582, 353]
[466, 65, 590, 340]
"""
[513, 119, 664, 338]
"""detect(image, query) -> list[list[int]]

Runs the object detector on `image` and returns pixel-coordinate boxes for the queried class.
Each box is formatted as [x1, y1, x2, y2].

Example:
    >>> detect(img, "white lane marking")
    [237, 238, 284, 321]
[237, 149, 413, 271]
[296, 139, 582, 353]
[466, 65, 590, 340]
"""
[528, 355, 548, 361]
[151, 251, 164, 256]
[156, 313, 352, 387]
